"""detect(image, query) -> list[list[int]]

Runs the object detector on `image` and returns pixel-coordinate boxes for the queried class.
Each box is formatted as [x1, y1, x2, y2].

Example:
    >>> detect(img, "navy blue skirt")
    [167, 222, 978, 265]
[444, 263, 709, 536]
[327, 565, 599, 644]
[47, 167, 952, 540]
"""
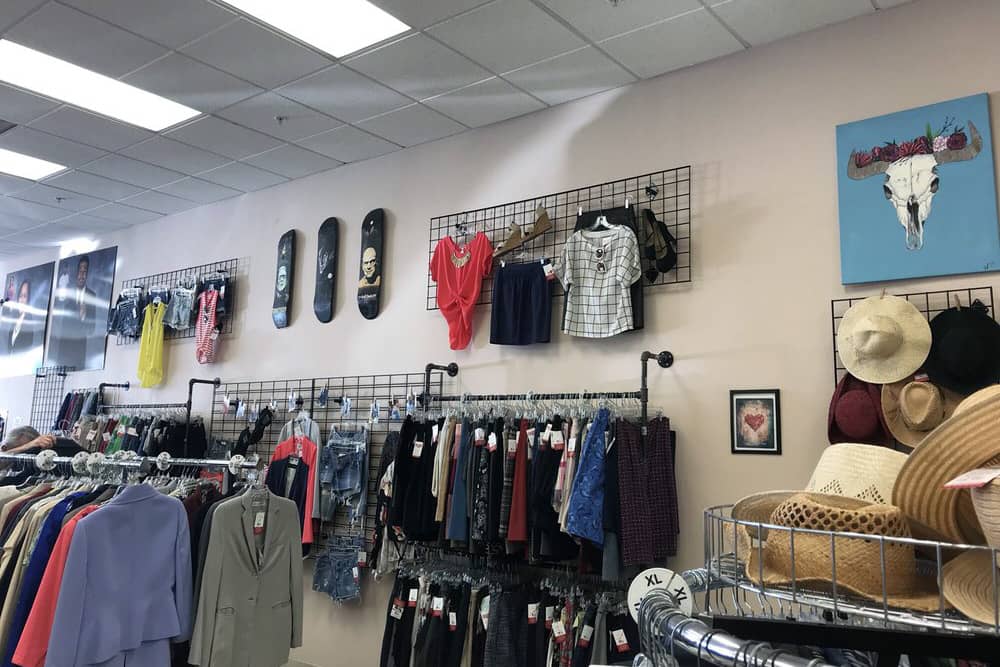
[490, 262, 552, 345]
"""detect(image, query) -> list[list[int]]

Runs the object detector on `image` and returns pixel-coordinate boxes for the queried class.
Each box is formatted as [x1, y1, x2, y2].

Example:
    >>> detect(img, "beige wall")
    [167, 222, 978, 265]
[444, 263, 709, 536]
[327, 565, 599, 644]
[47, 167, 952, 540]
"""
[3, 0, 1000, 662]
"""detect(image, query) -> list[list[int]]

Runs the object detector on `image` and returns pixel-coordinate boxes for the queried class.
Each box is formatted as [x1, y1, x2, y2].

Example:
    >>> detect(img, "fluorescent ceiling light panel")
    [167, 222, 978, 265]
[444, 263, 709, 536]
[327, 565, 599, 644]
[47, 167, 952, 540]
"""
[223, 0, 409, 57]
[0, 40, 201, 132]
[0, 147, 65, 180]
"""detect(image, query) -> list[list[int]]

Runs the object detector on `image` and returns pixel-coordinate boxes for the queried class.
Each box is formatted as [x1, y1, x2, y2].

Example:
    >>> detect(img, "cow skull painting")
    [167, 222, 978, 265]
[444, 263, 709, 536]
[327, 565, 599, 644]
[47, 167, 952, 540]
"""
[847, 121, 983, 251]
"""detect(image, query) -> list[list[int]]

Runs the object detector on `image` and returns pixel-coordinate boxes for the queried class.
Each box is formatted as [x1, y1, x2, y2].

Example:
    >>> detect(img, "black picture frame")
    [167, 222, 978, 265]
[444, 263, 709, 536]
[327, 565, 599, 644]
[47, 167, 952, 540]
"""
[730, 389, 781, 455]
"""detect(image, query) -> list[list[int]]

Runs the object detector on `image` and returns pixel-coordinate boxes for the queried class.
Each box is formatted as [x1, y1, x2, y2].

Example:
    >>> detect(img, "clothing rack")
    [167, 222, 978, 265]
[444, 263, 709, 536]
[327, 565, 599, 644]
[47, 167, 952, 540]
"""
[0, 451, 259, 473]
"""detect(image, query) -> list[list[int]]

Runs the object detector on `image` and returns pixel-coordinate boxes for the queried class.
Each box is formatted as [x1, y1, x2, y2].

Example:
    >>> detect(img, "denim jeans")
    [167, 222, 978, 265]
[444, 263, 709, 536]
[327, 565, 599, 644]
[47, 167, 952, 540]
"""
[319, 428, 368, 523]
[312, 537, 362, 602]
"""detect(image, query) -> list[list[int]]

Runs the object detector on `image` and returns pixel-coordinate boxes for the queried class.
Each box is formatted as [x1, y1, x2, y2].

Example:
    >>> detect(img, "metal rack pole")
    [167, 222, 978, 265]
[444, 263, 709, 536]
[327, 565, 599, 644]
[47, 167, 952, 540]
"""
[97, 381, 131, 411]
[640, 350, 674, 439]
[184, 377, 221, 457]
[0, 451, 259, 471]
[421, 362, 459, 408]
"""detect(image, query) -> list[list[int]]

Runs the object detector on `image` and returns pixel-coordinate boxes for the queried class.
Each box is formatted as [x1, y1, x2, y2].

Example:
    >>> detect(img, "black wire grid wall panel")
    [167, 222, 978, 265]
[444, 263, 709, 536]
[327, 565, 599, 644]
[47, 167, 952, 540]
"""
[426, 167, 692, 310]
[831, 286, 995, 384]
[116, 257, 239, 345]
[210, 371, 446, 549]
[30, 365, 73, 431]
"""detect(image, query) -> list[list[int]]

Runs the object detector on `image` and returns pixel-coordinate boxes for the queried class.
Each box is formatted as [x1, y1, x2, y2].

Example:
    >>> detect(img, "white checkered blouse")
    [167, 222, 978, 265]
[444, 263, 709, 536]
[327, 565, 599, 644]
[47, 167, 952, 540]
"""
[555, 225, 642, 338]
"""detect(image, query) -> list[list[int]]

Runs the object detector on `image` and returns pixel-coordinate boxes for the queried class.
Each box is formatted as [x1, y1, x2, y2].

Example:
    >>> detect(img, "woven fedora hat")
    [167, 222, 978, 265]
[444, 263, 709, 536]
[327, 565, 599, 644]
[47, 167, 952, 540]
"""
[942, 479, 1000, 625]
[881, 375, 962, 447]
[743, 493, 944, 611]
[828, 374, 892, 445]
[924, 301, 1000, 395]
[954, 384, 1000, 416]
[733, 443, 908, 526]
[837, 295, 931, 385]
[892, 392, 1000, 544]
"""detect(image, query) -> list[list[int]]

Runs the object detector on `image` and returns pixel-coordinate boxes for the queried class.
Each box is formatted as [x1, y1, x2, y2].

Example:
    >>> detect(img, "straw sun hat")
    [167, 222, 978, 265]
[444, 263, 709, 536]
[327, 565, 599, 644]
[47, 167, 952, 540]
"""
[836, 295, 931, 385]
[880, 375, 962, 448]
[942, 479, 1000, 625]
[892, 391, 1000, 544]
[742, 493, 944, 611]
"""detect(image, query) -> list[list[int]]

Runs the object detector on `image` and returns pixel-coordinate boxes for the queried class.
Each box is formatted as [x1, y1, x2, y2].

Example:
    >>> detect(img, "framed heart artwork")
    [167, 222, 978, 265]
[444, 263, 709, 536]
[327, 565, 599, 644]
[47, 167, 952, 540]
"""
[730, 389, 781, 455]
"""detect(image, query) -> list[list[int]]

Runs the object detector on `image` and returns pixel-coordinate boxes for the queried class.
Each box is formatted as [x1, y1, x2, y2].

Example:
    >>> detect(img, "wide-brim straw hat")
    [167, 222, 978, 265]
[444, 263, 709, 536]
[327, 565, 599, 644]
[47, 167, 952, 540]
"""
[743, 493, 945, 611]
[836, 295, 931, 385]
[955, 385, 1000, 416]
[732, 443, 908, 526]
[892, 392, 1000, 544]
[881, 375, 962, 447]
[942, 479, 1000, 625]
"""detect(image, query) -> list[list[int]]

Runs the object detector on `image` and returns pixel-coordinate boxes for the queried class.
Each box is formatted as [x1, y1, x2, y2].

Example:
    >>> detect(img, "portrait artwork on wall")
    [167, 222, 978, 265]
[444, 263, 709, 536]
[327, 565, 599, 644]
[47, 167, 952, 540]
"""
[731, 389, 781, 455]
[46, 246, 117, 372]
[0, 261, 54, 378]
[836, 93, 1000, 284]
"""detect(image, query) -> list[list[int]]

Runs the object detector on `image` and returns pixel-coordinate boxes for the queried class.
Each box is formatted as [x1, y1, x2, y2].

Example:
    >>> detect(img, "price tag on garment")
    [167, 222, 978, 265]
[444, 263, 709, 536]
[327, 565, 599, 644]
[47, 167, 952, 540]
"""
[578, 625, 594, 648]
[944, 468, 1000, 489]
[449, 612, 458, 631]
[390, 603, 405, 620]
[102, 432, 111, 443]
[541, 424, 552, 445]
[527, 603, 539, 624]
[507, 439, 518, 459]
[480, 599, 490, 630]
[357, 550, 368, 568]
[474, 428, 486, 447]
[527, 428, 535, 441]
[210, 329, 219, 341]
[412, 440, 424, 458]
[431, 597, 444, 617]
[432, 424, 439, 445]
[408, 589, 419, 608]
[544, 606, 554, 629]
[87, 430, 97, 443]
[552, 620, 567, 642]
[550, 430, 565, 449]
[487, 433, 498, 452]
[567, 437, 577, 459]
[542, 260, 556, 281]
[253, 512, 265, 535]
[352, 567, 359, 584]
[127, 427, 138, 437]
[612, 629, 630, 653]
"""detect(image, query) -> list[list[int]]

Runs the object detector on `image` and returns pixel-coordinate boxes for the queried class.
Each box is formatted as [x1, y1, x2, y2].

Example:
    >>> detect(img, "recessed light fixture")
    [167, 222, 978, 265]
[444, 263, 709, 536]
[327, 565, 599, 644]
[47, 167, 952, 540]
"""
[0, 40, 201, 132]
[0, 147, 65, 180]
[222, 0, 409, 58]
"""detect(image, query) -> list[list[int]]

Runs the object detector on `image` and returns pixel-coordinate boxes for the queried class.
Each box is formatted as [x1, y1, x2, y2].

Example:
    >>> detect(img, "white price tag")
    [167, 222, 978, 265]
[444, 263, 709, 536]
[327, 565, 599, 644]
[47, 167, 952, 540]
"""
[357, 550, 367, 567]
[474, 427, 485, 446]
[432, 424, 439, 444]
[945, 468, 1000, 489]
[567, 437, 577, 458]
[552, 620, 566, 640]
[578, 624, 594, 647]
[487, 433, 498, 452]
[86, 430, 97, 442]
[612, 629, 630, 652]
[412, 441, 424, 458]
[448, 612, 458, 630]
[408, 589, 418, 607]
[352, 566, 359, 583]
[527, 603, 539, 624]
[253, 512, 265, 529]
[544, 606, 554, 629]
[542, 260, 556, 281]
[431, 597, 444, 617]
[542, 424, 553, 444]
[390, 604, 404, 619]
[550, 430, 565, 447]
[507, 438, 518, 459]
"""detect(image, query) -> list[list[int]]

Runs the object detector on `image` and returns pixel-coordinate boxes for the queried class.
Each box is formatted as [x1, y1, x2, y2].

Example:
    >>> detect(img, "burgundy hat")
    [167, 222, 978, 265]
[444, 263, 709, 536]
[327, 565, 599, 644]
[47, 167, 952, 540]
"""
[828, 373, 893, 445]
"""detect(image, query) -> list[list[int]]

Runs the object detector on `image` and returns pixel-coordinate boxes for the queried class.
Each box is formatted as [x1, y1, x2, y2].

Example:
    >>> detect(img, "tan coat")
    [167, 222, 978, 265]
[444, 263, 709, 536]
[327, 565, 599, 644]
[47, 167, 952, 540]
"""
[189, 492, 303, 667]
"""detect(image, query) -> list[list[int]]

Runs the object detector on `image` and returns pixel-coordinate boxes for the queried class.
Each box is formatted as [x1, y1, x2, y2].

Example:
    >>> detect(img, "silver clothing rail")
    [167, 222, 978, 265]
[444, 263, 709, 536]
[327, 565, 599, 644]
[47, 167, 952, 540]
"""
[0, 451, 260, 473]
[637, 573, 835, 667]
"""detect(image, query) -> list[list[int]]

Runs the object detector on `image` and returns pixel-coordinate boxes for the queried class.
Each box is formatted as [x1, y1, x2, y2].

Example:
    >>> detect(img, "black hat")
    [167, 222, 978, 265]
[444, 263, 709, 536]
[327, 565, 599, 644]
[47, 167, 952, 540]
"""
[923, 300, 1000, 395]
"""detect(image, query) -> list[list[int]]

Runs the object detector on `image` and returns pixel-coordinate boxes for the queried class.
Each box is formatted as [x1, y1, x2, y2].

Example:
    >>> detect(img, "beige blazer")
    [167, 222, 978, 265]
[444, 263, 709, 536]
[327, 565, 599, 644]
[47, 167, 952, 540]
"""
[188, 491, 303, 667]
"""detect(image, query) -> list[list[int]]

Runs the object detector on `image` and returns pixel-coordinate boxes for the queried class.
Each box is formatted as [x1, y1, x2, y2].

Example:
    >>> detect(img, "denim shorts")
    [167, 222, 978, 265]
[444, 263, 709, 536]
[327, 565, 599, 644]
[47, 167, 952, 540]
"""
[109, 294, 143, 337]
[313, 539, 362, 602]
[164, 288, 195, 330]
[319, 428, 367, 522]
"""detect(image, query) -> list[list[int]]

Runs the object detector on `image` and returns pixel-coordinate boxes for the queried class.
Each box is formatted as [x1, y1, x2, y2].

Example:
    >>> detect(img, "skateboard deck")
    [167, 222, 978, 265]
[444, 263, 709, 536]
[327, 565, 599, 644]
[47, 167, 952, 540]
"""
[272, 229, 296, 329]
[314, 217, 339, 323]
[357, 209, 385, 320]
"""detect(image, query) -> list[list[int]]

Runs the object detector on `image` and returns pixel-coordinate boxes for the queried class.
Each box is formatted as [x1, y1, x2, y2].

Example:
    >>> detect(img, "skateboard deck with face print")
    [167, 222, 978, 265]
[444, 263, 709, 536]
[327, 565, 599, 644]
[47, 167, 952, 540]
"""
[314, 217, 339, 323]
[272, 229, 296, 329]
[357, 208, 385, 320]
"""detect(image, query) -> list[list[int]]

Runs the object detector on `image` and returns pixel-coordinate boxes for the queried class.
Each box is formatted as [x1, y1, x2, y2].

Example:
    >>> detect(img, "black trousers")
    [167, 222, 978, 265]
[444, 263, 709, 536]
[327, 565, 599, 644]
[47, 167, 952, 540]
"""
[380, 575, 417, 667]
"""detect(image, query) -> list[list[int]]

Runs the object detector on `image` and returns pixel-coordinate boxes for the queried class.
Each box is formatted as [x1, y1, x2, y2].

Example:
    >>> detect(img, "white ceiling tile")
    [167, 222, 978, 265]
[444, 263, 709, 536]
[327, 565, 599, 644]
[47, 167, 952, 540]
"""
[165, 116, 283, 161]
[0, 84, 59, 125]
[347, 34, 490, 101]
[0, 211, 41, 233]
[711, 0, 873, 46]
[28, 107, 153, 152]
[537, 0, 700, 41]
[88, 202, 161, 225]
[369, 0, 491, 29]
[11, 183, 106, 212]
[0, 126, 104, 167]
[123, 53, 263, 114]
[296, 125, 399, 163]
[181, 19, 332, 89]
[61, 0, 236, 49]
[278, 66, 410, 122]
[0, 174, 33, 196]
[358, 104, 464, 147]
[0, 0, 45, 32]
[424, 77, 544, 127]
[216, 93, 342, 142]
[2, 222, 70, 247]
[0, 195, 68, 222]
[428, 0, 585, 74]
[873, 0, 914, 8]
[504, 46, 635, 106]
[242, 144, 341, 179]
[600, 8, 744, 79]
[198, 162, 287, 192]
[121, 190, 197, 215]
[120, 137, 229, 174]
[155, 177, 241, 205]
[81, 155, 185, 188]
[44, 170, 144, 201]
[6, 2, 167, 78]
[55, 214, 131, 235]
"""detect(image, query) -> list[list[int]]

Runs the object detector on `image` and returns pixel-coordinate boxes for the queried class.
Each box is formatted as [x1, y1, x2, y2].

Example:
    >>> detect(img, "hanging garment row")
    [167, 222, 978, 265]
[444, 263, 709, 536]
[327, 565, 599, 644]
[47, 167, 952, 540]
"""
[0, 453, 300, 667]
[50, 389, 98, 432]
[380, 559, 640, 667]
[384, 397, 679, 580]
[71, 408, 209, 459]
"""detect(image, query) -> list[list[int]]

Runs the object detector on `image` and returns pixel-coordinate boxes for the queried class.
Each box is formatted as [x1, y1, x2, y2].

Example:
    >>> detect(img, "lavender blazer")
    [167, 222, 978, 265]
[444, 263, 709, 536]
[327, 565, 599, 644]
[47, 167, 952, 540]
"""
[45, 485, 192, 667]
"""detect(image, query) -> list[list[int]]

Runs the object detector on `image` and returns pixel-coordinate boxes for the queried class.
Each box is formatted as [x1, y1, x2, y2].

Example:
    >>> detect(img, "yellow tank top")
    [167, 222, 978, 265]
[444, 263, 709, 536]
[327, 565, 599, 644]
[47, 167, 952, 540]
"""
[137, 301, 166, 388]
